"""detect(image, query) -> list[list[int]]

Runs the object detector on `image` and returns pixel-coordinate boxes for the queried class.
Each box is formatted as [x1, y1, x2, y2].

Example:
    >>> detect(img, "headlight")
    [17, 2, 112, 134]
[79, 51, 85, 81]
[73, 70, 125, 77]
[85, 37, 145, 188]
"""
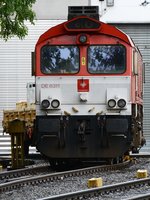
[79, 35, 87, 43]
[108, 99, 116, 108]
[51, 99, 60, 109]
[117, 99, 126, 108]
[41, 99, 50, 109]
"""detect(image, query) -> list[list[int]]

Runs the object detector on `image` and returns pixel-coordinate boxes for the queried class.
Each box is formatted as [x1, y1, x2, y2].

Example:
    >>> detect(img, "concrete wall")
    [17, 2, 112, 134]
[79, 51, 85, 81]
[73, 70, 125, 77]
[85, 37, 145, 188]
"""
[33, 0, 90, 19]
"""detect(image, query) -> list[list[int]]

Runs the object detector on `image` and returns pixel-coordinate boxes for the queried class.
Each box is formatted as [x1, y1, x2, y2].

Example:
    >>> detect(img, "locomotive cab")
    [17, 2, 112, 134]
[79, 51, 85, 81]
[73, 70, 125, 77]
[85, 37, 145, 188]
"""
[32, 6, 145, 164]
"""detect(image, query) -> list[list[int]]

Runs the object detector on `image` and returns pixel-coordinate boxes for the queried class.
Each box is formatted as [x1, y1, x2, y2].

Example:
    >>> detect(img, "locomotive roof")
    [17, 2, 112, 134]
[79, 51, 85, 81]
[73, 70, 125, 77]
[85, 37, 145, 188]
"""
[36, 16, 134, 47]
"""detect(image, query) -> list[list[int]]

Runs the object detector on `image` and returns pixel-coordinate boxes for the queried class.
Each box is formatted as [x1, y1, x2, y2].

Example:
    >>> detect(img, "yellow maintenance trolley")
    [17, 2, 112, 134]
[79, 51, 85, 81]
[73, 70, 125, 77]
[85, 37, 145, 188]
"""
[2, 102, 35, 169]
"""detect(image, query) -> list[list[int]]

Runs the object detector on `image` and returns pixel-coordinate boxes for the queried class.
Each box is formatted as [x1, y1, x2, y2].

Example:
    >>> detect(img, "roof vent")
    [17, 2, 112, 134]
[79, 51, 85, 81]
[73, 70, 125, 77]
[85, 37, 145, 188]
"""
[68, 6, 99, 21]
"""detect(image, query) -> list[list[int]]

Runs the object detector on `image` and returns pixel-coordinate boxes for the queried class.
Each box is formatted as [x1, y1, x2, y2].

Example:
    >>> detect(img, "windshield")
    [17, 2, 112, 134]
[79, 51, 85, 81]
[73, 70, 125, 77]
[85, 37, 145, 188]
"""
[41, 45, 79, 74]
[88, 45, 126, 74]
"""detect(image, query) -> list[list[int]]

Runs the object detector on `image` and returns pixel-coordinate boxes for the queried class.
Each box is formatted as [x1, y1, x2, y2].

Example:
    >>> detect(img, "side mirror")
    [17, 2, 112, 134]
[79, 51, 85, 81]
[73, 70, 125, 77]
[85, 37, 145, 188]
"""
[133, 51, 138, 75]
[31, 52, 35, 76]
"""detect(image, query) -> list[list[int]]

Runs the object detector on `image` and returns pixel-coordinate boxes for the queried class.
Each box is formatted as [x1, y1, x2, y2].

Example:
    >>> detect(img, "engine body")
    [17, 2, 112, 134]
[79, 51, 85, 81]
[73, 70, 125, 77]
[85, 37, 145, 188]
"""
[33, 6, 145, 162]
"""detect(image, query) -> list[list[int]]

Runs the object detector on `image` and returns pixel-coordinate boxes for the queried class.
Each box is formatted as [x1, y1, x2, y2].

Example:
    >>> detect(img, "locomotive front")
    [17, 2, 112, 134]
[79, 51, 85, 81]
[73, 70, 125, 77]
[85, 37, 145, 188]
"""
[33, 6, 145, 163]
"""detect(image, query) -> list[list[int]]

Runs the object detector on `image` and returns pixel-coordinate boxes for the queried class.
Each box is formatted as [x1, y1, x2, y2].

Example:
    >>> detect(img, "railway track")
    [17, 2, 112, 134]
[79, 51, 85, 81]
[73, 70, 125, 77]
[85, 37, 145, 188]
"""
[0, 161, 130, 193]
[37, 178, 150, 200]
[125, 193, 150, 200]
[0, 164, 51, 184]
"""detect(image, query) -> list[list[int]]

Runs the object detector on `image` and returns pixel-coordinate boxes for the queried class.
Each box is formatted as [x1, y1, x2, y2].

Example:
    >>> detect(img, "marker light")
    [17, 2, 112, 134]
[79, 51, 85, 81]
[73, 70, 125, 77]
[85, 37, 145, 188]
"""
[41, 99, 50, 109]
[51, 99, 60, 109]
[79, 35, 87, 43]
[108, 99, 116, 108]
[117, 99, 126, 108]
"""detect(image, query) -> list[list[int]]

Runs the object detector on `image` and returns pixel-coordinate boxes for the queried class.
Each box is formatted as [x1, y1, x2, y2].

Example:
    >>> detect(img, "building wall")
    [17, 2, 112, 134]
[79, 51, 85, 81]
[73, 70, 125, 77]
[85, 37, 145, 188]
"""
[114, 24, 150, 150]
[0, 20, 64, 133]
[0, 1, 150, 152]
[33, 0, 89, 19]
[1, 22, 149, 137]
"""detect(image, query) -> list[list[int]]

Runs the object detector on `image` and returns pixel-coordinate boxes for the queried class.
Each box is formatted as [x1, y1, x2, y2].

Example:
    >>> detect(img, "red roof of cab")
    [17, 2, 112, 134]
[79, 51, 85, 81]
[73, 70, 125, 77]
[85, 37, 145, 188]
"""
[36, 16, 133, 47]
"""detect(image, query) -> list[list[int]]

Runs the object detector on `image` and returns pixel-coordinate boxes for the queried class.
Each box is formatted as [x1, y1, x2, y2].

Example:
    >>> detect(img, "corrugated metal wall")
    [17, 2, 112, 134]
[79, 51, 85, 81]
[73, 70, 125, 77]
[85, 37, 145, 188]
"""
[0, 21, 149, 151]
[0, 20, 64, 134]
[114, 24, 150, 150]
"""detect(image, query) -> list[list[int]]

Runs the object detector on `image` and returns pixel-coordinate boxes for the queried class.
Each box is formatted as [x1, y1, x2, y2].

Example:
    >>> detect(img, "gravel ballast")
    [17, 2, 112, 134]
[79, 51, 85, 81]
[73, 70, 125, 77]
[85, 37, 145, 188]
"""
[1, 158, 150, 200]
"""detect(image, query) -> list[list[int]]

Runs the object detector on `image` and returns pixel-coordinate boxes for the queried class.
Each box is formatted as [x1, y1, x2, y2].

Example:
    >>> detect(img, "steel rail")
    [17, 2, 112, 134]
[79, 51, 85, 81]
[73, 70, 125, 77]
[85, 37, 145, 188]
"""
[123, 193, 150, 200]
[37, 178, 150, 200]
[0, 165, 50, 183]
[0, 161, 130, 192]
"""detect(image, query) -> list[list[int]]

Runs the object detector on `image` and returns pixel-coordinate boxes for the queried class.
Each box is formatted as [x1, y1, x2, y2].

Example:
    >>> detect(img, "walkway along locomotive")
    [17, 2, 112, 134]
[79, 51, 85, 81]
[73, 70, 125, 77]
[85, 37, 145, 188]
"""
[32, 6, 145, 164]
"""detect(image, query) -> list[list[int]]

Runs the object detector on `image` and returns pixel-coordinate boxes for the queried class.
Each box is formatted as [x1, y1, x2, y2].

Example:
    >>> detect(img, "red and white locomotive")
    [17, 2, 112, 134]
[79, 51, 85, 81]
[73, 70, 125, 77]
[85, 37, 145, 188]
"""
[32, 6, 145, 164]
